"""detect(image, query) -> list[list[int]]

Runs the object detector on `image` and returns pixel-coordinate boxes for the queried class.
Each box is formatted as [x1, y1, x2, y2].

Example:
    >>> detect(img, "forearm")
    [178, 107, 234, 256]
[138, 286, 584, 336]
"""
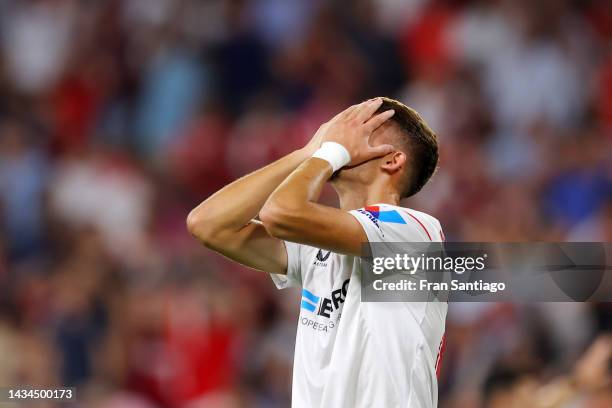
[187, 149, 310, 242]
[259, 158, 367, 254]
[262, 158, 332, 217]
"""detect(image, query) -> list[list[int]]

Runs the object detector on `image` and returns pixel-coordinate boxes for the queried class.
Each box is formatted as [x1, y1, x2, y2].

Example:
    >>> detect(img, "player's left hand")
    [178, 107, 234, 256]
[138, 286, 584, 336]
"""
[316, 98, 395, 167]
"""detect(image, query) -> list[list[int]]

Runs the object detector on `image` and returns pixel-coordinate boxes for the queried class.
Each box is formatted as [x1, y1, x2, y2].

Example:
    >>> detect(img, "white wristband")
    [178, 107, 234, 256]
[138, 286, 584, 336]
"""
[312, 142, 351, 172]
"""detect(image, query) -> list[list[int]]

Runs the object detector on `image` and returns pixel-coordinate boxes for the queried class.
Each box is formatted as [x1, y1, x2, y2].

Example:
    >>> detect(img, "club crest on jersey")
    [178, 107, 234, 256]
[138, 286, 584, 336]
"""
[300, 279, 350, 318]
[314, 249, 331, 267]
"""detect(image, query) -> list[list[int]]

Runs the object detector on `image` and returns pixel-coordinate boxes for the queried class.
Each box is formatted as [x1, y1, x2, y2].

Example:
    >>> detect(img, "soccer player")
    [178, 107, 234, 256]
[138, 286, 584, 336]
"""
[187, 97, 446, 407]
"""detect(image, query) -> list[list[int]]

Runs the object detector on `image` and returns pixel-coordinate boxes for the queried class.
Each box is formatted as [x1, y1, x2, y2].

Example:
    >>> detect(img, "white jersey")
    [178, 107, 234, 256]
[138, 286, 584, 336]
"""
[271, 204, 447, 408]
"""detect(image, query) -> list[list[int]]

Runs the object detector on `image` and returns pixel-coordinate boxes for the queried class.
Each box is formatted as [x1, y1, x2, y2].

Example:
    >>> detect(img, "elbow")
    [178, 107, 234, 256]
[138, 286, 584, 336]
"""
[259, 203, 295, 240]
[186, 208, 216, 246]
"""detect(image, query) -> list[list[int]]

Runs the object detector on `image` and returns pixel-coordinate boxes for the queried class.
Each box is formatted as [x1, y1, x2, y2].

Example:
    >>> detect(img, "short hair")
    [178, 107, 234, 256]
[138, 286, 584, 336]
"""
[375, 97, 438, 198]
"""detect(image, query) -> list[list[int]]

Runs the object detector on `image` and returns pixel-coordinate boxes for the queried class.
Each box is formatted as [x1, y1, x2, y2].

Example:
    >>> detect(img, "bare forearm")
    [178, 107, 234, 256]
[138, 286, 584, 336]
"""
[259, 159, 366, 255]
[187, 149, 309, 241]
[263, 158, 332, 215]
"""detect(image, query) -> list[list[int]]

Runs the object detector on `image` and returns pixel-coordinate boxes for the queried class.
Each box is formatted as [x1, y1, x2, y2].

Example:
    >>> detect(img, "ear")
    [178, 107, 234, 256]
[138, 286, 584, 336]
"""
[380, 151, 406, 175]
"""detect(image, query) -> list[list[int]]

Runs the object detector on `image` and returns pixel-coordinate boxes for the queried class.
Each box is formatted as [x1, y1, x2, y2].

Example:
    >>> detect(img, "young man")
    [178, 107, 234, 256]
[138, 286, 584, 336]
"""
[187, 97, 446, 407]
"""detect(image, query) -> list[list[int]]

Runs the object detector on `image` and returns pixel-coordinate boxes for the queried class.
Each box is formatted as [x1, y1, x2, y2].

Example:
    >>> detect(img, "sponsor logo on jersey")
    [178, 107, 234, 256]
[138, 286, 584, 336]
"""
[300, 278, 350, 318]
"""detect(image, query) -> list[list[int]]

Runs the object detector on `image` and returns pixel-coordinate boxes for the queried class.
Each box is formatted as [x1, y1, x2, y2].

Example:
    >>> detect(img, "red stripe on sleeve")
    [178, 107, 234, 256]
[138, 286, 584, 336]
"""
[435, 334, 447, 378]
[404, 211, 432, 241]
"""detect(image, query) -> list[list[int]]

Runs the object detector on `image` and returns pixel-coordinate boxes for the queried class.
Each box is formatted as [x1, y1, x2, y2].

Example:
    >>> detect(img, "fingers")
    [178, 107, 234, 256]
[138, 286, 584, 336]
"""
[367, 143, 395, 159]
[346, 98, 382, 122]
[339, 103, 360, 119]
[341, 97, 387, 121]
[366, 109, 395, 130]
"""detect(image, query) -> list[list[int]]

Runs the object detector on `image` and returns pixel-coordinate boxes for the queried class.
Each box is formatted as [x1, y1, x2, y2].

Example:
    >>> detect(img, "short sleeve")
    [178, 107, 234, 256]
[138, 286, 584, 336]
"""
[269, 240, 302, 289]
[349, 208, 385, 243]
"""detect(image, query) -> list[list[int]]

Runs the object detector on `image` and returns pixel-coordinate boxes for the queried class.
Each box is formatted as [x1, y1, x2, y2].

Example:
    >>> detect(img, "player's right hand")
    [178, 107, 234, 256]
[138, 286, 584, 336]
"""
[315, 98, 395, 167]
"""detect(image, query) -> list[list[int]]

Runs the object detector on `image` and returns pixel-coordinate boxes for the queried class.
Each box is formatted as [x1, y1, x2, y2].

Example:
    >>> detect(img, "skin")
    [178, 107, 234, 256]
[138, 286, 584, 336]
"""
[187, 98, 409, 274]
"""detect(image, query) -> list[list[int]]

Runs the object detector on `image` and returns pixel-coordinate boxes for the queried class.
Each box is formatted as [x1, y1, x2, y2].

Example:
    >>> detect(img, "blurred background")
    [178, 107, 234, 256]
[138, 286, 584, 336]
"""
[0, 0, 611, 407]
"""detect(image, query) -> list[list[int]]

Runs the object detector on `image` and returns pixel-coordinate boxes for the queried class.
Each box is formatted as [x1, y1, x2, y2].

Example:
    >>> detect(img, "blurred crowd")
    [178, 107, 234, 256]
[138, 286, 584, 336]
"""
[0, 0, 611, 407]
